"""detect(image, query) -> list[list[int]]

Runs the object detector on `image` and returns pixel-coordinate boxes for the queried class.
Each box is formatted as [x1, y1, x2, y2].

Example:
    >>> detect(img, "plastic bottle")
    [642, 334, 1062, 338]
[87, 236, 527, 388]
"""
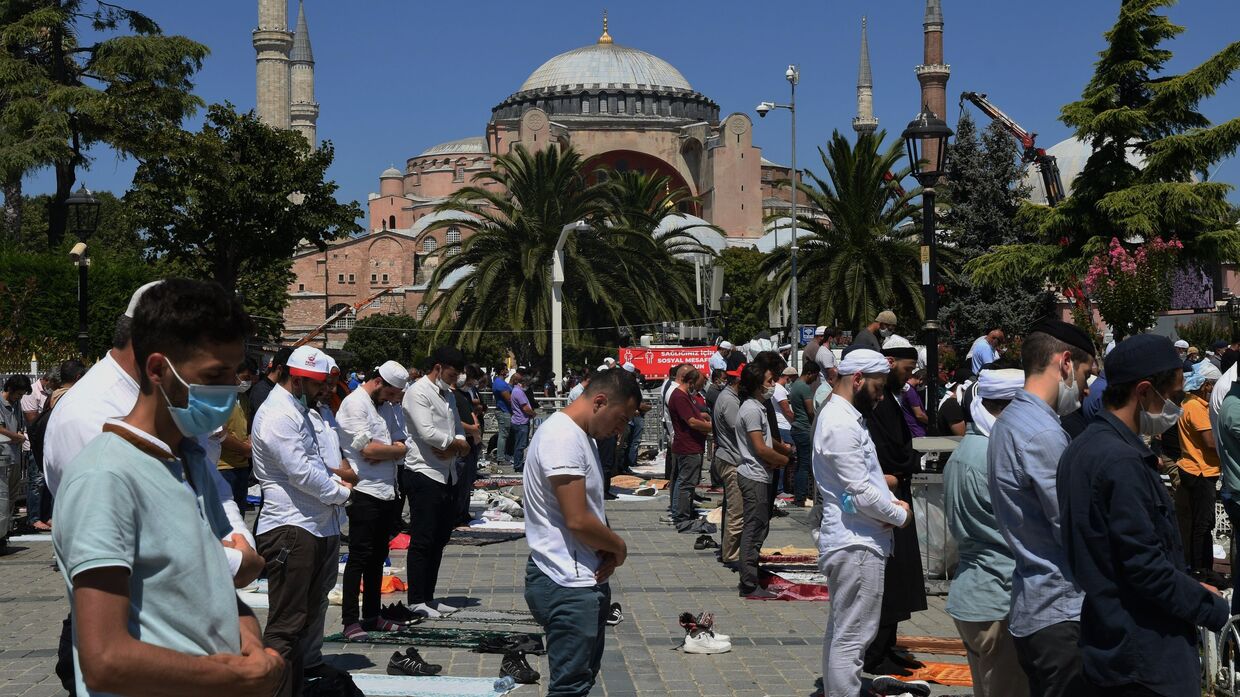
[841, 493, 857, 514]
[494, 676, 517, 692]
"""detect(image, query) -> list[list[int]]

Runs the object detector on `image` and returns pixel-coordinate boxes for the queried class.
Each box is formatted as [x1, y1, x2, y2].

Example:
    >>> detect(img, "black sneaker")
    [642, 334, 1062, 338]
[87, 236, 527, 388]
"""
[693, 534, 719, 550]
[604, 492, 619, 500]
[871, 675, 931, 696]
[499, 650, 540, 684]
[771, 506, 790, 517]
[387, 648, 442, 676]
[380, 602, 423, 627]
[606, 603, 623, 626]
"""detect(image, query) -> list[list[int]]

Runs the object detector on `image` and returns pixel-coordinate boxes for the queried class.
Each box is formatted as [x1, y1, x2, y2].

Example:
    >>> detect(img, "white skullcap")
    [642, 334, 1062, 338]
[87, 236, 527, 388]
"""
[596, 364, 610, 372]
[603, 357, 617, 366]
[719, 341, 734, 350]
[882, 334, 913, 350]
[837, 349, 889, 376]
[124, 280, 164, 318]
[622, 362, 636, 373]
[976, 368, 1024, 400]
[1174, 339, 1189, 349]
[1198, 362, 1222, 382]
[378, 360, 409, 390]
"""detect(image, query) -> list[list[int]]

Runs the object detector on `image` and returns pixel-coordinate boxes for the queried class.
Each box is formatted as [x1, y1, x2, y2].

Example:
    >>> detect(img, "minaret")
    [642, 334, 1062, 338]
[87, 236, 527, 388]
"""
[852, 17, 878, 135]
[915, 0, 950, 166]
[289, 0, 319, 148]
[253, 0, 291, 130]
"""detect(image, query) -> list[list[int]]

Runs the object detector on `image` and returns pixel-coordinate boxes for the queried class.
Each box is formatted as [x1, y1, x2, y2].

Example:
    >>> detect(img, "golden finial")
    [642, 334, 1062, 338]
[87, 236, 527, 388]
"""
[598, 9, 613, 44]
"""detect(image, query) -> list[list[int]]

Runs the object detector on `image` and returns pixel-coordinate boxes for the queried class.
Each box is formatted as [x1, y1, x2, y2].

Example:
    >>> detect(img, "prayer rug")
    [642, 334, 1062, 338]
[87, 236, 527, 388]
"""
[427, 609, 538, 626]
[349, 673, 516, 696]
[472, 477, 522, 488]
[895, 635, 968, 657]
[448, 529, 524, 546]
[325, 627, 544, 654]
[750, 572, 830, 601]
[758, 553, 818, 565]
[883, 660, 973, 687]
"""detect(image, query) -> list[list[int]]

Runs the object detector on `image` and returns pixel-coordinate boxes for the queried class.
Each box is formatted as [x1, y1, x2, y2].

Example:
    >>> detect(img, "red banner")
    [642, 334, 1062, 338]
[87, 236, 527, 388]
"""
[617, 346, 716, 376]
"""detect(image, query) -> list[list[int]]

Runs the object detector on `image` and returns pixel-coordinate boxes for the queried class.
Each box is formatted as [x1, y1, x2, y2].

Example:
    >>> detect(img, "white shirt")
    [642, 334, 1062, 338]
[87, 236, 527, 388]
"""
[813, 394, 907, 557]
[381, 400, 407, 442]
[771, 383, 792, 431]
[661, 379, 677, 436]
[336, 388, 399, 500]
[402, 376, 465, 485]
[1212, 362, 1237, 452]
[252, 384, 350, 537]
[708, 351, 728, 372]
[19, 387, 46, 452]
[815, 345, 837, 372]
[522, 412, 607, 587]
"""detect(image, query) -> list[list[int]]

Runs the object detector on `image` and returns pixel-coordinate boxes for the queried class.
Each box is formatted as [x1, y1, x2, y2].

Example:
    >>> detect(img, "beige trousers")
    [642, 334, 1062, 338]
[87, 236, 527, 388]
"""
[717, 456, 744, 562]
[954, 618, 1030, 697]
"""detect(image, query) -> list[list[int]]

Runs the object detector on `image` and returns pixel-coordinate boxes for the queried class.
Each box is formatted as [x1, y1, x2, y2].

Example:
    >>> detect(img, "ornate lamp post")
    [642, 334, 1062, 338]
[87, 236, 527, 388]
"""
[901, 106, 952, 432]
[66, 185, 100, 359]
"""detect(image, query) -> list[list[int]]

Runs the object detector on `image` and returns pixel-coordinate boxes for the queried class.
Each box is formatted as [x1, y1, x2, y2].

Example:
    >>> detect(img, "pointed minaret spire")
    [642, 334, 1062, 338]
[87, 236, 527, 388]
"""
[924, 0, 943, 29]
[852, 16, 878, 135]
[289, 0, 319, 148]
[598, 9, 613, 44]
[917, 0, 949, 167]
[291, 0, 314, 63]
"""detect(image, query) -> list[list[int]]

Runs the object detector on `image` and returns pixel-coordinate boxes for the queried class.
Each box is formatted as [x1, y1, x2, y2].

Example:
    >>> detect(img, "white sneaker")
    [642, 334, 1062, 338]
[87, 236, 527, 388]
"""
[707, 629, 731, 642]
[429, 600, 458, 615]
[410, 603, 441, 619]
[683, 629, 731, 654]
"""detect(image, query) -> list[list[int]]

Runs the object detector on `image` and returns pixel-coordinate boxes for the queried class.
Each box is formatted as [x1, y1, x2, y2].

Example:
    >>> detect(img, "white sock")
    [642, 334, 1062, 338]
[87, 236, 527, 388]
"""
[411, 603, 441, 619]
[430, 600, 458, 614]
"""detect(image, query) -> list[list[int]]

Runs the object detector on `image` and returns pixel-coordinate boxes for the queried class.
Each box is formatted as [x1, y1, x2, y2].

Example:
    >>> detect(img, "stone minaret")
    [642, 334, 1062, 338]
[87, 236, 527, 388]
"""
[289, 0, 318, 148]
[915, 0, 950, 166]
[852, 17, 878, 135]
[253, 0, 291, 130]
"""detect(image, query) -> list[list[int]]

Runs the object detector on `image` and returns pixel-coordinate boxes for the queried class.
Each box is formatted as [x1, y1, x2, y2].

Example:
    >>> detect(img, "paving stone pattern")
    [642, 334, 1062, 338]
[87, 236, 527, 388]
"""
[0, 496, 974, 696]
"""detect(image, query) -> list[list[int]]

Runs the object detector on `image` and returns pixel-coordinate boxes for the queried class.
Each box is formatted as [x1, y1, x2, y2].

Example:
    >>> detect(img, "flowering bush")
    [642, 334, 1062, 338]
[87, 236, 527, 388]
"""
[1083, 237, 1183, 340]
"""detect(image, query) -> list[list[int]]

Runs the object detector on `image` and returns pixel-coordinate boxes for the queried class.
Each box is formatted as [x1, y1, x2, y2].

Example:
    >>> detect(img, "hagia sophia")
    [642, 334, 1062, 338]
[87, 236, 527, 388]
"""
[266, 0, 1094, 347]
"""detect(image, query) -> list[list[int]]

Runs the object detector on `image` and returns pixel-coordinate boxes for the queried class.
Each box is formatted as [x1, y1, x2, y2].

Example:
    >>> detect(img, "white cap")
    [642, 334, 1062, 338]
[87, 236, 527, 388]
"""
[596, 364, 610, 372]
[622, 362, 636, 373]
[1174, 339, 1189, 349]
[815, 326, 827, 336]
[124, 280, 164, 318]
[603, 357, 617, 366]
[378, 360, 409, 390]
[287, 346, 331, 379]
[719, 341, 734, 350]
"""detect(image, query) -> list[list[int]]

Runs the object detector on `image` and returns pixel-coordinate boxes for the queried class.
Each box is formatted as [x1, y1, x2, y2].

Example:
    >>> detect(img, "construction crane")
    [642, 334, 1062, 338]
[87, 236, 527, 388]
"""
[960, 91, 1066, 205]
[292, 286, 394, 349]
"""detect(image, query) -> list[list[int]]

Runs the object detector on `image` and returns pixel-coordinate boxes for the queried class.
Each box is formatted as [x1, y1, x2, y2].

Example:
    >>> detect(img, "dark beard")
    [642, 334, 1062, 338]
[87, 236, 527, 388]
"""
[854, 385, 876, 413]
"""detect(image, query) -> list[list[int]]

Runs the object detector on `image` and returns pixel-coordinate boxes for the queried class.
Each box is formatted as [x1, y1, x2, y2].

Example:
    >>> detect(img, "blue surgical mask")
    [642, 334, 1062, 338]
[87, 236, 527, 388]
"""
[159, 359, 240, 437]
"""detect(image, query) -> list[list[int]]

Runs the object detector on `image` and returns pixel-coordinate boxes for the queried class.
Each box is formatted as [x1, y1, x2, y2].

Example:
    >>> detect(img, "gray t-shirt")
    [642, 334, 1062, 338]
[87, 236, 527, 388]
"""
[735, 399, 772, 483]
[712, 387, 742, 465]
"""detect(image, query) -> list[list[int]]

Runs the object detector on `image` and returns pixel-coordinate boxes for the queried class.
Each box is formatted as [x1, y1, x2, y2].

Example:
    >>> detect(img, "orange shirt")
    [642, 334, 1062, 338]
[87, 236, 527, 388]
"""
[1178, 393, 1220, 477]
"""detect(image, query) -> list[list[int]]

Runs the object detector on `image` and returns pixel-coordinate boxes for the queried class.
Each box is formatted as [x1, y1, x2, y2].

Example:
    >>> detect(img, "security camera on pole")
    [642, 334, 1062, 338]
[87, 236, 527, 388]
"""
[754, 65, 800, 369]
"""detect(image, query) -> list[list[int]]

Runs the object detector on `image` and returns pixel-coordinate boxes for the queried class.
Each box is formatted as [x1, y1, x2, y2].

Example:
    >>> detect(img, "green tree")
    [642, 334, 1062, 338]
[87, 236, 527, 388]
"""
[126, 103, 362, 328]
[715, 246, 771, 342]
[0, 0, 209, 244]
[10, 191, 143, 257]
[760, 130, 923, 333]
[968, 0, 1240, 289]
[939, 114, 1053, 349]
[422, 145, 702, 358]
[342, 313, 424, 373]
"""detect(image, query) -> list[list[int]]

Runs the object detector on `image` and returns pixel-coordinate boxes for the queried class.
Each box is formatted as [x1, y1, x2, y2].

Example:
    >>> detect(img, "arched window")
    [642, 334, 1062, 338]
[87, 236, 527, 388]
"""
[327, 303, 355, 331]
[421, 237, 438, 253]
[453, 166, 464, 182]
[389, 215, 396, 230]
[446, 226, 461, 244]
[415, 304, 428, 320]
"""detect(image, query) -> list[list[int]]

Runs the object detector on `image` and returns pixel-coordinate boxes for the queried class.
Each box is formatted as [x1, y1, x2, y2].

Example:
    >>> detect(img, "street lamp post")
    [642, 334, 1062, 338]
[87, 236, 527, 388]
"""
[552, 220, 591, 383]
[755, 64, 801, 370]
[66, 185, 100, 359]
[901, 106, 953, 434]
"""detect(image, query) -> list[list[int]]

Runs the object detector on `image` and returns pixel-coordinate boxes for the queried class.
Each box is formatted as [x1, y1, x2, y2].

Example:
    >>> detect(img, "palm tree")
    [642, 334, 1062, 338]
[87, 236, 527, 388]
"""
[421, 145, 701, 355]
[760, 130, 924, 332]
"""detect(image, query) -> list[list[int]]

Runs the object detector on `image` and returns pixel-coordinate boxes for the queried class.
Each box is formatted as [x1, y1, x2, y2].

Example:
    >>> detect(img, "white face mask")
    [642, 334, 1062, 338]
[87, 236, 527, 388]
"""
[879, 327, 893, 339]
[238, 380, 252, 392]
[763, 386, 776, 400]
[437, 378, 452, 391]
[1055, 361, 1081, 416]
[1139, 389, 1183, 436]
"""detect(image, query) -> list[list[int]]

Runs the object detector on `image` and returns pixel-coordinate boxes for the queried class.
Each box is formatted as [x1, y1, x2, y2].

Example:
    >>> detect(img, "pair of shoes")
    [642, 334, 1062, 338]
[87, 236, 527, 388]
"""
[887, 649, 924, 670]
[871, 675, 931, 696]
[771, 507, 790, 518]
[678, 612, 732, 653]
[741, 587, 779, 600]
[499, 651, 540, 684]
[387, 647, 442, 676]
[341, 622, 369, 641]
[693, 535, 719, 550]
[364, 616, 404, 633]
[380, 602, 423, 626]
[606, 603, 624, 626]
[604, 492, 619, 500]
[864, 657, 913, 677]
[679, 612, 730, 642]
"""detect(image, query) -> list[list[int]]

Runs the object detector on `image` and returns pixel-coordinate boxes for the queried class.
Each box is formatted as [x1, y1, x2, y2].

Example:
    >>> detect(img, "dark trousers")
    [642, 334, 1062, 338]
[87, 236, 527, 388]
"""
[257, 525, 340, 695]
[56, 614, 75, 694]
[25, 455, 43, 525]
[401, 469, 456, 604]
[1174, 469, 1217, 572]
[1225, 492, 1240, 614]
[218, 466, 252, 512]
[624, 418, 643, 470]
[455, 442, 481, 524]
[863, 622, 898, 668]
[597, 435, 618, 481]
[524, 558, 610, 697]
[737, 473, 772, 593]
[511, 423, 530, 472]
[671, 452, 704, 522]
[342, 492, 398, 626]
[1012, 621, 1085, 697]
[791, 428, 814, 502]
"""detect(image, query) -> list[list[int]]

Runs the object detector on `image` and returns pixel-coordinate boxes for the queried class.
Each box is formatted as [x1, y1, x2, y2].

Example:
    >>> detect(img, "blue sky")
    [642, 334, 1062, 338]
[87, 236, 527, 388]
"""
[25, 0, 1240, 210]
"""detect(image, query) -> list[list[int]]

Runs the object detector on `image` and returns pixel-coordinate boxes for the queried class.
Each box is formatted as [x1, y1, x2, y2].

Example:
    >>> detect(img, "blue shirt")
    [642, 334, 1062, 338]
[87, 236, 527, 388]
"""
[987, 388, 1083, 637]
[945, 425, 1016, 622]
[493, 376, 513, 414]
[969, 336, 1000, 374]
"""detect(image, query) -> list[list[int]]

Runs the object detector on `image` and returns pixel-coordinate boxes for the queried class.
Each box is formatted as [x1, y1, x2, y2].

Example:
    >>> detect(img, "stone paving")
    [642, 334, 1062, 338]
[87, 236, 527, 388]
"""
[0, 494, 973, 696]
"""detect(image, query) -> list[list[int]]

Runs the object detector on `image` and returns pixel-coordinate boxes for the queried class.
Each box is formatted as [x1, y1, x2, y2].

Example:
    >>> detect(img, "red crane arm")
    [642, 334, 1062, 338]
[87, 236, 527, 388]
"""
[959, 91, 1037, 155]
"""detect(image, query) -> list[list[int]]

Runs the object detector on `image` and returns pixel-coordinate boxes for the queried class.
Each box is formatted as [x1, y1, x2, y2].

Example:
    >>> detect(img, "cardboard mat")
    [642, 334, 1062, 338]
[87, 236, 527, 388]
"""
[895, 635, 968, 657]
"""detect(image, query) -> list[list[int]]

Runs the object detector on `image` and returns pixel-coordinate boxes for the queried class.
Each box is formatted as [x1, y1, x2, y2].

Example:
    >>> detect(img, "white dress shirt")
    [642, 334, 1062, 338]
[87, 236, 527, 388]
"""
[402, 376, 465, 485]
[381, 401, 407, 443]
[252, 384, 350, 537]
[813, 394, 907, 557]
[335, 388, 399, 500]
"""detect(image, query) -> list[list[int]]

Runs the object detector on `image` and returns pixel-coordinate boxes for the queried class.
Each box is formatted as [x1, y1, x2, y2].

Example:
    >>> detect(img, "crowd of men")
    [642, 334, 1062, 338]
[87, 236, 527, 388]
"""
[6, 282, 1240, 697]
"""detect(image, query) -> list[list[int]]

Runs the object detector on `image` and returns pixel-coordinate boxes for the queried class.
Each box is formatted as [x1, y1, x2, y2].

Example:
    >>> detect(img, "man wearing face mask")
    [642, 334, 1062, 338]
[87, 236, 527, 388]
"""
[988, 320, 1096, 697]
[252, 345, 354, 693]
[1058, 334, 1229, 696]
[851, 310, 898, 354]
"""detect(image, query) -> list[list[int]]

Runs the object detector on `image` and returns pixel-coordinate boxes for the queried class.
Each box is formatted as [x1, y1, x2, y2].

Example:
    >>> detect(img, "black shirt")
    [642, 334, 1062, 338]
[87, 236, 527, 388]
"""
[936, 396, 964, 435]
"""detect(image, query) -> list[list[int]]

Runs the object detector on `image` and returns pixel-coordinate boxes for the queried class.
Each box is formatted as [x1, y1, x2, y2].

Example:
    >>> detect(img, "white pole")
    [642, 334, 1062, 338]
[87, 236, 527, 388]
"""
[552, 221, 586, 383]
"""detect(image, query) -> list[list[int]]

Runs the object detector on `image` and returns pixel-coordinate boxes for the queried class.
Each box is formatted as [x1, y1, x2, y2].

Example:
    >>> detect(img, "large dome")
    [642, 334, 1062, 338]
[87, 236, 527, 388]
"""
[519, 42, 692, 93]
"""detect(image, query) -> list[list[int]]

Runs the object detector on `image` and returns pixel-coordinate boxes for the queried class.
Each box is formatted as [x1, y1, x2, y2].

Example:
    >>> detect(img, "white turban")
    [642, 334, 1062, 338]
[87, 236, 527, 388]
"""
[838, 349, 889, 376]
[971, 368, 1024, 436]
[719, 341, 734, 350]
[1198, 362, 1222, 382]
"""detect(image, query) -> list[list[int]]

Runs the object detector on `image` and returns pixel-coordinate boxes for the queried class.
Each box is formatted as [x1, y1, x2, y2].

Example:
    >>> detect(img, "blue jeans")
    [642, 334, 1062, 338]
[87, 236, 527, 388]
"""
[524, 558, 611, 697]
[495, 411, 512, 464]
[776, 428, 794, 494]
[625, 417, 644, 469]
[511, 422, 530, 472]
[26, 453, 44, 524]
[791, 428, 814, 502]
[217, 466, 251, 511]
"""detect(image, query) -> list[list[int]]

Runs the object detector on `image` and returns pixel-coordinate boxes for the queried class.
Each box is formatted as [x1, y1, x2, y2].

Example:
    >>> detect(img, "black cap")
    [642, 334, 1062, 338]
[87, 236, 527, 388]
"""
[1028, 319, 1096, 358]
[883, 346, 918, 360]
[1104, 334, 1183, 385]
[725, 352, 746, 374]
